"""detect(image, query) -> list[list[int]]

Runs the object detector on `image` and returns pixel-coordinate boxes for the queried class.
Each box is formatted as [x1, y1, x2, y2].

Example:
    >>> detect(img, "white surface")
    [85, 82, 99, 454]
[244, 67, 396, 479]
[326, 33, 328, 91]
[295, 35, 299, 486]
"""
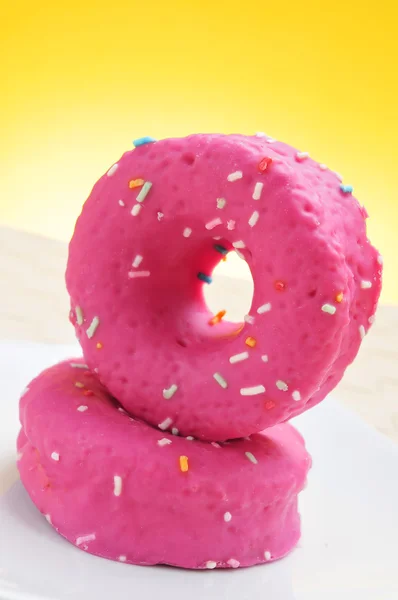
[0, 342, 397, 600]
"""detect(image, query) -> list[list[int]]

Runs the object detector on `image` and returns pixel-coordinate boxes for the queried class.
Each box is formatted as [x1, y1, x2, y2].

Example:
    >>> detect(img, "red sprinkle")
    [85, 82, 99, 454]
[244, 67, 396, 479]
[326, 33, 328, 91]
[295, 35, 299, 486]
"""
[83, 389, 94, 397]
[274, 280, 286, 291]
[265, 401, 275, 410]
[258, 157, 273, 173]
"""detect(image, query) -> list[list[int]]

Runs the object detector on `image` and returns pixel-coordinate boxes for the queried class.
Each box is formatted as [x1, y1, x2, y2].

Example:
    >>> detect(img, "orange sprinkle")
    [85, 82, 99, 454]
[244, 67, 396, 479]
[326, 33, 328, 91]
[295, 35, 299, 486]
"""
[209, 310, 227, 326]
[265, 400, 275, 410]
[96, 342, 103, 350]
[128, 178, 145, 189]
[245, 336, 257, 348]
[335, 292, 344, 303]
[258, 157, 273, 173]
[179, 455, 189, 472]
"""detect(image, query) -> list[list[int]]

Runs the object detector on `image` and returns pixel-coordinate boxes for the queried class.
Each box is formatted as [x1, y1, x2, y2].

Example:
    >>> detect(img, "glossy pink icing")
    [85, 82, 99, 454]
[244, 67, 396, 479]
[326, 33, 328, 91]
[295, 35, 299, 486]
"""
[66, 134, 382, 441]
[17, 359, 311, 568]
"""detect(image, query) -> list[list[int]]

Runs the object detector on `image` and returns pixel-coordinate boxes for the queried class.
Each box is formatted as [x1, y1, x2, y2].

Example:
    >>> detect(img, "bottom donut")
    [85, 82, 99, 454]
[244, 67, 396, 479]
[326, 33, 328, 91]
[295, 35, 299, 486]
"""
[17, 359, 311, 569]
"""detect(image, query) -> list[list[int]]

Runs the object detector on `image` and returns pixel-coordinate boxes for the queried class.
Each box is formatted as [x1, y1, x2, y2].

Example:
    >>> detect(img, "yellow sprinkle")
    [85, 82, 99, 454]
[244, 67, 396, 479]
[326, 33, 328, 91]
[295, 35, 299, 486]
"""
[96, 342, 103, 350]
[245, 336, 257, 348]
[335, 292, 344, 303]
[179, 455, 189, 472]
[128, 178, 145, 189]
[209, 310, 226, 326]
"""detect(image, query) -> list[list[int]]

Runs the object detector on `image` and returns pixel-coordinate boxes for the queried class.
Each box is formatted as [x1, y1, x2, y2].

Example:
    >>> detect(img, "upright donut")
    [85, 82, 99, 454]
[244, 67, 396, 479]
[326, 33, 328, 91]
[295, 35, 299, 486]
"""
[66, 134, 382, 441]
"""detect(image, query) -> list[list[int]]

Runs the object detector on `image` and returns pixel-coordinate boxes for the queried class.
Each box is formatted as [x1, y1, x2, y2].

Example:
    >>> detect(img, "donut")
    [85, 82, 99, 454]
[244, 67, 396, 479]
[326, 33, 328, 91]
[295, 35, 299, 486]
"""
[66, 133, 381, 441]
[17, 359, 311, 569]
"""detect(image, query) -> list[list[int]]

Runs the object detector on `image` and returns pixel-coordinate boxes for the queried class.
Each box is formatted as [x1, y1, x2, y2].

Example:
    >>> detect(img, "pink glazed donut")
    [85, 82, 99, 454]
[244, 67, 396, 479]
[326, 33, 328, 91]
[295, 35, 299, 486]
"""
[17, 359, 311, 569]
[66, 134, 382, 441]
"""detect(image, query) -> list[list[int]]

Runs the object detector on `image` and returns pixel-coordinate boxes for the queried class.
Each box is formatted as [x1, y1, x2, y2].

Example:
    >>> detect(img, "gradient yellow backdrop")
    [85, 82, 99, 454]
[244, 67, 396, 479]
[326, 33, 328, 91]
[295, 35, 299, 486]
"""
[1, 1, 397, 301]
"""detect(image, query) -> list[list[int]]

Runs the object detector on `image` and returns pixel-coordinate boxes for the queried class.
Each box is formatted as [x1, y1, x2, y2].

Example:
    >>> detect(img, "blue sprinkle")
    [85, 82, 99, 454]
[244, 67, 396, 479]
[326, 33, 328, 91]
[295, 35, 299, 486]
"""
[214, 244, 228, 255]
[340, 184, 353, 194]
[133, 136, 157, 147]
[197, 272, 213, 284]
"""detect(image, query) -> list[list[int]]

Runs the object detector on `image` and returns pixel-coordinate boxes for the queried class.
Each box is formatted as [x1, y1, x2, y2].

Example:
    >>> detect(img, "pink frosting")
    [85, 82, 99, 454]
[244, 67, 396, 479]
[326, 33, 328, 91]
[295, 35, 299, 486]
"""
[17, 359, 311, 568]
[66, 134, 381, 441]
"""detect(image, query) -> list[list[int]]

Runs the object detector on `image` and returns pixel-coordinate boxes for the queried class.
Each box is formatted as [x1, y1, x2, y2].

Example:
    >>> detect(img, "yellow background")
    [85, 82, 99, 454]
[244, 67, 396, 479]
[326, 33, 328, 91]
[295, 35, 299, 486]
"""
[1, 1, 397, 301]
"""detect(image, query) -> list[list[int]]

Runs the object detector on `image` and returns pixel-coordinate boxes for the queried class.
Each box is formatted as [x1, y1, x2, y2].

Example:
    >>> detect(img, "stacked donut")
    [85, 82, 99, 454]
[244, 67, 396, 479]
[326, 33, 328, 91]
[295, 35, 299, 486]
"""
[17, 134, 381, 569]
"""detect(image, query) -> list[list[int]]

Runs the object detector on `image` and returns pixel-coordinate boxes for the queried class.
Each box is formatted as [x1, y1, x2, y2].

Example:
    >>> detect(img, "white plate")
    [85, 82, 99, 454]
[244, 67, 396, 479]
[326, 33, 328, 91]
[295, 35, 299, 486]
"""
[0, 342, 397, 600]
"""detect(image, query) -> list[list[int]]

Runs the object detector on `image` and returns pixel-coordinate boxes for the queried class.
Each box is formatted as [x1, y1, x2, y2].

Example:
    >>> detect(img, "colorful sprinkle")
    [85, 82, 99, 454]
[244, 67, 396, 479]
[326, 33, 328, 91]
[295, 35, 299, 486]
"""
[227, 171, 243, 182]
[321, 304, 337, 315]
[113, 475, 123, 497]
[319, 164, 328, 170]
[131, 204, 142, 216]
[240, 385, 265, 396]
[224, 512, 232, 522]
[213, 373, 228, 389]
[179, 455, 189, 472]
[214, 244, 228, 255]
[276, 380, 289, 391]
[83, 389, 94, 397]
[226, 220, 236, 230]
[227, 558, 240, 568]
[186, 436, 195, 441]
[51, 452, 60, 461]
[265, 400, 275, 410]
[163, 384, 178, 400]
[183, 227, 192, 237]
[248, 210, 259, 227]
[205, 217, 222, 230]
[245, 336, 257, 348]
[377, 254, 383, 265]
[245, 451, 258, 464]
[133, 136, 156, 147]
[261, 355, 269, 362]
[74, 381, 84, 388]
[292, 390, 301, 401]
[368, 315, 375, 324]
[128, 178, 145, 189]
[132, 255, 143, 268]
[257, 302, 272, 314]
[70, 362, 89, 369]
[217, 197, 226, 209]
[118, 199, 125, 207]
[255, 132, 266, 137]
[106, 163, 118, 177]
[172, 427, 179, 436]
[359, 325, 366, 339]
[264, 551, 271, 561]
[244, 314, 255, 324]
[258, 157, 272, 172]
[209, 310, 226, 325]
[360, 280, 372, 289]
[77, 405, 88, 412]
[206, 561, 217, 569]
[198, 272, 212, 284]
[334, 172, 344, 182]
[75, 306, 84, 326]
[157, 212, 164, 221]
[211, 442, 221, 448]
[96, 342, 103, 350]
[296, 152, 309, 161]
[335, 292, 344, 303]
[340, 184, 353, 194]
[158, 438, 172, 446]
[158, 417, 173, 431]
[252, 182, 264, 200]
[76, 533, 96, 546]
[128, 270, 150, 278]
[229, 351, 249, 364]
[118, 556, 127, 562]
[136, 181, 152, 203]
[45, 514, 52, 524]
[274, 280, 286, 291]
[232, 240, 245, 249]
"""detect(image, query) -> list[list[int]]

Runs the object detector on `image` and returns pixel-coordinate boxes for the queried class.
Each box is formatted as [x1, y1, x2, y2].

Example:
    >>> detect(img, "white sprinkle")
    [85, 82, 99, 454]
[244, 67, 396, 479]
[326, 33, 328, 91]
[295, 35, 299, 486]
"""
[229, 352, 249, 364]
[172, 428, 179, 436]
[128, 270, 150, 278]
[319, 163, 328, 170]
[118, 555, 127, 562]
[20, 387, 29, 398]
[45, 514, 52, 524]
[213, 236, 222, 240]
[158, 438, 172, 447]
[334, 172, 343, 182]
[244, 314, 255, 324]
[227, 171, 243, 182]
[158, 417, 173, 431]
[77, 405, 88, 412]
[217, 197, 226, 209]
[211, 442, 221, 448]
[16, 451, 22, 461]
[132, 255, 143, 268]
[86, 316, 100, 339]
[113, 475, 123, 497]
[224, 512, 232, 522]
[377, 254, 383, 265]
[206, 561, 217, 569]
[213, 373, 228, 389]
[276, 380, 289, 392]
[118, 407, 127, 414]
[136, 181, 152, 203]
[255, 132, 266, 137]
[76, 533, 96, 546]
[75, 381, 84, 388]
[232, 240, 245, 249]
[70, 363, 89, 369]
[264, 551, 271, 561]
[245, 451, 258, 465]
[266, 137, 276, 143]
[157, 212, 164, 221]
[252, 182, 264, 200]
[296, 152, 309, 161]
[292, 390, 301, 401]
[131, 204, 142, 216]
[205, 217, 222, 230]
[183, 227, 192, 238]
[240, 385, 265, 396]
[359, 325, 366, 339]
[360, 280, 372, 289]
[51, 452, 60, 461]
[226, 220, 236, 230]
[163, 384, 178, 400]
[75, 306, 84, 326]
[321, 303, 336, 315]
[107, 163, 118, 177]
[227, 558, 240, 568]
[368, 314, 375, 324]
[186, 436, 195, 441]
[118, 199, 125, 207]
[257, 302, 272, 314]
[248, 210, 260, 227]
[261, 355, 269, 363]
